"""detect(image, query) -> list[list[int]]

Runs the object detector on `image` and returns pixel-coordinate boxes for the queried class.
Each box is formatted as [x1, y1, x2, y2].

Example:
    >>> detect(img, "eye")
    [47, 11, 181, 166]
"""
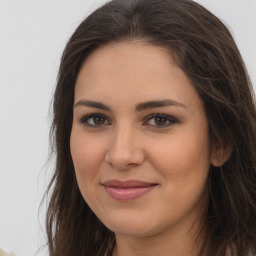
[80, 114, 110, 127]
[144, 113, 178, 128]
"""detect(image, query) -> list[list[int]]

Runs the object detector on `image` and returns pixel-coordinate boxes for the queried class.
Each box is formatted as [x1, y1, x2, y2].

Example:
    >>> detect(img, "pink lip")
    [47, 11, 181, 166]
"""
[101, 180, 157, 201]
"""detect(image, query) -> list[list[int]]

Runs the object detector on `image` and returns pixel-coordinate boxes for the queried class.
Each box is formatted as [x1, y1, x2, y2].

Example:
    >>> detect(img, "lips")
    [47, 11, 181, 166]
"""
[101, 180, 157, 201]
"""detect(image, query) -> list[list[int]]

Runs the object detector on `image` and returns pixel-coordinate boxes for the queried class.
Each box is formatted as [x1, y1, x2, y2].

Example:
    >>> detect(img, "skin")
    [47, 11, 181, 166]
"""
[70, 41, 220, 256]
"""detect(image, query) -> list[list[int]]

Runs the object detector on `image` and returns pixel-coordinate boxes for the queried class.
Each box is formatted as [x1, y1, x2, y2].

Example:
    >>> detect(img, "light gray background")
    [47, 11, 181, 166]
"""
[0, 1, 255, 255]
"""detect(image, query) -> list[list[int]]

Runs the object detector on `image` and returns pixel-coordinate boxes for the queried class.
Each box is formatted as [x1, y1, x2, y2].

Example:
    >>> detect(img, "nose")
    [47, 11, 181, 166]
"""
[105, 125, 145, 170]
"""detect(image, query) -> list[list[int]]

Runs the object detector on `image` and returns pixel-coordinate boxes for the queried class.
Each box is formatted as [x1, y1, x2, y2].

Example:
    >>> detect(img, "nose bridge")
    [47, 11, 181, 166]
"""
[105, 122, 144, 169]
[114, 122, 133, 148]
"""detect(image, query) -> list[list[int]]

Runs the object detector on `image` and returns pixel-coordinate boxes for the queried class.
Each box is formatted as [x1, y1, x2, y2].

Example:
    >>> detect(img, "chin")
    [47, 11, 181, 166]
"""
[100, 212, 163, 238]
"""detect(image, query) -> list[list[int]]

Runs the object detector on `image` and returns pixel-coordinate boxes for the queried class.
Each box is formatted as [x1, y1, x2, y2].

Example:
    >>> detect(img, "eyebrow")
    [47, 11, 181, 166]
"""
[74, 100, 111, 111]
[135, 99, 186, 111]
[73, 99, 186, 111]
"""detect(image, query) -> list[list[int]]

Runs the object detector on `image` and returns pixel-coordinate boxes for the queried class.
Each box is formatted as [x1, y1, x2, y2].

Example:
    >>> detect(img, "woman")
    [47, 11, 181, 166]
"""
[46, 0, 256, 255]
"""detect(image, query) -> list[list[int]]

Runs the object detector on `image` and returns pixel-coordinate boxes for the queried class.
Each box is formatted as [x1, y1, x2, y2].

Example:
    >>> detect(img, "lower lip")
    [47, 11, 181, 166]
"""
[103, 185, 156, 201]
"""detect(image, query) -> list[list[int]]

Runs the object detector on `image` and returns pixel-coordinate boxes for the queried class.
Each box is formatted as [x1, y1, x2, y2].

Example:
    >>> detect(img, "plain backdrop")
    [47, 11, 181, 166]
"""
[0, 1, 255, 255]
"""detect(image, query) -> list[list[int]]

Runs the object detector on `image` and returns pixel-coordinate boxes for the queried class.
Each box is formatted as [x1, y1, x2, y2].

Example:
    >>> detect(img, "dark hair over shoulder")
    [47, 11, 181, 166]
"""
[46, 0, 256, 255]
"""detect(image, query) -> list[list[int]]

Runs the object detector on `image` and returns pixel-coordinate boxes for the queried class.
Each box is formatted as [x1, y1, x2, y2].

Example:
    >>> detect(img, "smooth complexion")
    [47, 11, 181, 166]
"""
[70, 41, 221, 256]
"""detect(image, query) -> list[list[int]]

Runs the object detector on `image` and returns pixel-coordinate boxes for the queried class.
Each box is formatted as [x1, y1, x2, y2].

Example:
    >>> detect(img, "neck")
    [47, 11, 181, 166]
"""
[112, 215, 206, 256]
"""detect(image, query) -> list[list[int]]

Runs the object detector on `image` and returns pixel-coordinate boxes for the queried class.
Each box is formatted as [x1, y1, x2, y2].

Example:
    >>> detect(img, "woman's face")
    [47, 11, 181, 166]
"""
[70, 41, 214, 238]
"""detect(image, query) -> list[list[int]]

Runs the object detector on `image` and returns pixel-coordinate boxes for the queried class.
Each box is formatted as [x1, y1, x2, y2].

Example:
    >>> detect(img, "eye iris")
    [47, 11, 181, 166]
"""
[155, 116, 167, 126]
[93, 116, 105, 125]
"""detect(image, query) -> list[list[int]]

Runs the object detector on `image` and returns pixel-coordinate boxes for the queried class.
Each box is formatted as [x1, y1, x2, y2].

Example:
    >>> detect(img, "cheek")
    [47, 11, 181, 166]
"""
[147, 126, 211, 183]
[70, 129, 107, 213]
[70, 128, 106, 187]
[146, 132, 210, 223]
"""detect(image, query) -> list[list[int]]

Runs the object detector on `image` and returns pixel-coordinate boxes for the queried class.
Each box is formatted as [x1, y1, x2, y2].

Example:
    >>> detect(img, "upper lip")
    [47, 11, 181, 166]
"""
[101, 179, 157, 188]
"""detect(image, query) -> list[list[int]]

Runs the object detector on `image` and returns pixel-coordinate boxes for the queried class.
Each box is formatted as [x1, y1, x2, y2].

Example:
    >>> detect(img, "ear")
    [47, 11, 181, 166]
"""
[210, 142, 232, 167]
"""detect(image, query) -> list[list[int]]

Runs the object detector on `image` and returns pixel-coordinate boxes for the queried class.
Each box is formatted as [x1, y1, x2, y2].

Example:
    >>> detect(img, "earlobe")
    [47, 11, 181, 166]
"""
[210, 143, 232, 167]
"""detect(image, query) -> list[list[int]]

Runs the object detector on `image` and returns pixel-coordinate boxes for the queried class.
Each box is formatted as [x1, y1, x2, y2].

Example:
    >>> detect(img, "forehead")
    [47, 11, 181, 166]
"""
[76, 41, 174, 89]
[74, 41, 202, 112]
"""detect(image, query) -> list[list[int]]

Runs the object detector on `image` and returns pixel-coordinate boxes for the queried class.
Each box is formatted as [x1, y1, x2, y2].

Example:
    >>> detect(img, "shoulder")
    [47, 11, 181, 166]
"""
[0, 249, 15, 256]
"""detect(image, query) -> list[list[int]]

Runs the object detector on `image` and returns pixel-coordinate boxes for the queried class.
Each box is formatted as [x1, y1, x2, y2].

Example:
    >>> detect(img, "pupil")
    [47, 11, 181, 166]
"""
[155, 117, 166, 126]
[94, 116, 105, 125]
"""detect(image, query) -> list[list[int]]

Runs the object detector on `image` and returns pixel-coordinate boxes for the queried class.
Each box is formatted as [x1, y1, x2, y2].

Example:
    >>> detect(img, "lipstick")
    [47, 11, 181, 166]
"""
[101, 180, 157, 201]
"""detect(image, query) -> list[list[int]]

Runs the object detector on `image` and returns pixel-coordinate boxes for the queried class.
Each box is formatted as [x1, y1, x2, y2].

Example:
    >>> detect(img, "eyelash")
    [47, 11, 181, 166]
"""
[80, 113, 179, 128]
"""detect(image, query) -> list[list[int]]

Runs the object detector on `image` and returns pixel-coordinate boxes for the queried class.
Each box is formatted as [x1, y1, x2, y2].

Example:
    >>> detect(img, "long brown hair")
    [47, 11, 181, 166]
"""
[46, 0, 256, 255]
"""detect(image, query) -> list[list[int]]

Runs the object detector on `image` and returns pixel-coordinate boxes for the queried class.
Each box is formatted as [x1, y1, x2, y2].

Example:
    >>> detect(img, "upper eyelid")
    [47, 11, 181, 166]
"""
[80, 113, 109, 120]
